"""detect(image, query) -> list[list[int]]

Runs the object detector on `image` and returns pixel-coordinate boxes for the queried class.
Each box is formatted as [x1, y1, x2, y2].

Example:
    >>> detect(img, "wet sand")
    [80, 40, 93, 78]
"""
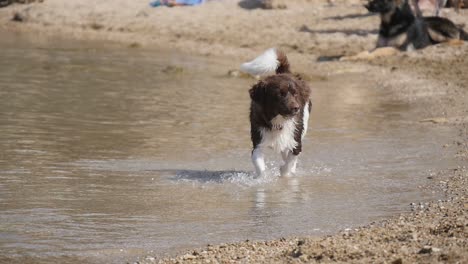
[0, 0, 467, 263]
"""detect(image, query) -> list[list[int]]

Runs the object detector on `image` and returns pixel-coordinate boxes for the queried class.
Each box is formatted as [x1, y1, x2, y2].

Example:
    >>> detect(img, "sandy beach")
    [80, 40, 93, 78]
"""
[0, 0, 467, 263]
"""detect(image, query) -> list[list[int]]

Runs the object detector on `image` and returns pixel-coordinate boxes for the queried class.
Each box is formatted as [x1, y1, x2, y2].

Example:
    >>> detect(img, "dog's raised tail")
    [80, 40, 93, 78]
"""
[240, 48, 290, 77]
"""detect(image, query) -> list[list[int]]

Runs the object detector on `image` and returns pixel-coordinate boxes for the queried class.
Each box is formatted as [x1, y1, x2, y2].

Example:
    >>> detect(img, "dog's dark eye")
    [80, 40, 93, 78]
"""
[287, 83, 296, 94]
[280, 89, 287, 97]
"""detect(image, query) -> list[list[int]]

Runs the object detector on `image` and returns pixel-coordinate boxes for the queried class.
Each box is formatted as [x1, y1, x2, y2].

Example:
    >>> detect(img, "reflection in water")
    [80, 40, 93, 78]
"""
[254, 188, 266, 209]
[0, 32, 458, 263]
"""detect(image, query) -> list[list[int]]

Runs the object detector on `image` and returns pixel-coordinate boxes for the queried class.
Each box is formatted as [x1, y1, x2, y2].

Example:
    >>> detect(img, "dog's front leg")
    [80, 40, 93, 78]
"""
[280, 151, 298, 177]
[281, 150, 289, 162]
[376, 35, 388, 48]
[252, 147, 266, 177]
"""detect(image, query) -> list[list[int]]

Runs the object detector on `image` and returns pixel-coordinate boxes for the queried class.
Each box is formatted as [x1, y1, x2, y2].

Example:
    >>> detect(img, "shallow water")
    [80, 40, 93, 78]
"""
[0, 32, 458, 263]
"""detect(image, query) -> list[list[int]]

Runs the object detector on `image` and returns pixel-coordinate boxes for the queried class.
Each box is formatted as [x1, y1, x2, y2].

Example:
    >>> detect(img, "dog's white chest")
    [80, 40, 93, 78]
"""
[259, 115, 297, 153]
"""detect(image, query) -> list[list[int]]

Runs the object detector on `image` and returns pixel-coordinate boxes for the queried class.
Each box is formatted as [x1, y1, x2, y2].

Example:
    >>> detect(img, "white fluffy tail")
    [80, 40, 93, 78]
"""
[240, 48, 290, 77]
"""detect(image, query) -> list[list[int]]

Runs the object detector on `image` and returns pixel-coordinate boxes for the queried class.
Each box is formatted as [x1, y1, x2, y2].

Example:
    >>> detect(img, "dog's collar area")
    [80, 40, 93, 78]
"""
[270, 114, 291, 131]
[272, 124, 283, 130]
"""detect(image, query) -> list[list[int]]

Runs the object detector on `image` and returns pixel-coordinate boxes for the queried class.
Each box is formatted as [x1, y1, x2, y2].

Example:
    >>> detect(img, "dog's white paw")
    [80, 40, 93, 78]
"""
[280, 165, 295, 177]
[255, 171, 266, 178]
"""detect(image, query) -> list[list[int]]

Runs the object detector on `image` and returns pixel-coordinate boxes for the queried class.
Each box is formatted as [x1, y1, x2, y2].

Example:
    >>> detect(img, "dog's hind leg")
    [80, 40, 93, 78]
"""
[280, 152, 298, 177]
[252, 148, 266, 177]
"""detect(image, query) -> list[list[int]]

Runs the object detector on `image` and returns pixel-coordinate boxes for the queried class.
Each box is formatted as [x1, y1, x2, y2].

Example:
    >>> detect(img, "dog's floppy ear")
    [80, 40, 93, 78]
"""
[249, 81, 267, 103]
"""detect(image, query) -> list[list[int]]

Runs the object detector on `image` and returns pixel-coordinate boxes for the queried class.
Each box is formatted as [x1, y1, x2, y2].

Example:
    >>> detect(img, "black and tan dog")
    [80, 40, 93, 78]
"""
[425, 16, 468, 42]
[365, 0, 467, 51]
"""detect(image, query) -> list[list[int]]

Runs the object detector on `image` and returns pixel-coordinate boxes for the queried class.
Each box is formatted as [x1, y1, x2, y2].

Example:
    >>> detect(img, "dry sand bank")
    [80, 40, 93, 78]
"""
[0, 0, 467, 62]
[0, 0, 467, 263]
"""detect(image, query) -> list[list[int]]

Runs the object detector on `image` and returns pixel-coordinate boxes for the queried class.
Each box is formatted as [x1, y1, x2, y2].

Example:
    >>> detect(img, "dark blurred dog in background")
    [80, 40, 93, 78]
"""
[410, 0, 467, 16]
[365, 0, 467, 51]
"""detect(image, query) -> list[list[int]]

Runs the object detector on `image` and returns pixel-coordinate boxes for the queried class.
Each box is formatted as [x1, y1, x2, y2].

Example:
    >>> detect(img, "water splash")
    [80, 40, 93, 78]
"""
[173, 169, 278, 187]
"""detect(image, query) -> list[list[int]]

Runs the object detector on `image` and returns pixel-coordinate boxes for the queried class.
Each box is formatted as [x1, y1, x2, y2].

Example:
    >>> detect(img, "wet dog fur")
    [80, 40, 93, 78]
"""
[240, 49, 311, 177]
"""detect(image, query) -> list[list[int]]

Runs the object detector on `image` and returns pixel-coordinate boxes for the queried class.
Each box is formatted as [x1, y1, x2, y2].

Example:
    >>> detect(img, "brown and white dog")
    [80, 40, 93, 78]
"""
[240, 49, 311, 177]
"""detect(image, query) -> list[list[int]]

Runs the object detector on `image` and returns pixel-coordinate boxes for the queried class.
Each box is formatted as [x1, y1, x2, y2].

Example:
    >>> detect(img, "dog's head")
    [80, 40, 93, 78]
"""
[249, 74, 302, 118]
[364, 0, 405, 13]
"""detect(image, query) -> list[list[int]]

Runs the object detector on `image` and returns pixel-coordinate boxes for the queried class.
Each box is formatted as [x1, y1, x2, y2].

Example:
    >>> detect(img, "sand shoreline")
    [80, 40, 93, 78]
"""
[0, 0, 467, 263]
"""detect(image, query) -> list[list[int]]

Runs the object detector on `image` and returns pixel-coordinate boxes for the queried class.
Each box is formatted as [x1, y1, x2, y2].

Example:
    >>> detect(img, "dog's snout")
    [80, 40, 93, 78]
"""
[291, 104, 300, 114]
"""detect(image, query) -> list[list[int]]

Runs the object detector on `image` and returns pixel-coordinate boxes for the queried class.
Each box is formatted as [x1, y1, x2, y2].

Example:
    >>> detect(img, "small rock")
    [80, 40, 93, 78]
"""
[432, 247, 442, 253]
[136, 11, 148, 17]
[299, 254, 310, 261]
[290, 248, 302, 258]
[12, 12, 25, 22]
[418, 246, 433, 254]
[161, 65, 184, 74]
[182, 254, 196, 260]
[259, 0, 273, 9]
[400, 245, 410, 255]
[90, 22, 104, 30]
[145, 256, 155, 261]
[129, 42, 141, 49]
